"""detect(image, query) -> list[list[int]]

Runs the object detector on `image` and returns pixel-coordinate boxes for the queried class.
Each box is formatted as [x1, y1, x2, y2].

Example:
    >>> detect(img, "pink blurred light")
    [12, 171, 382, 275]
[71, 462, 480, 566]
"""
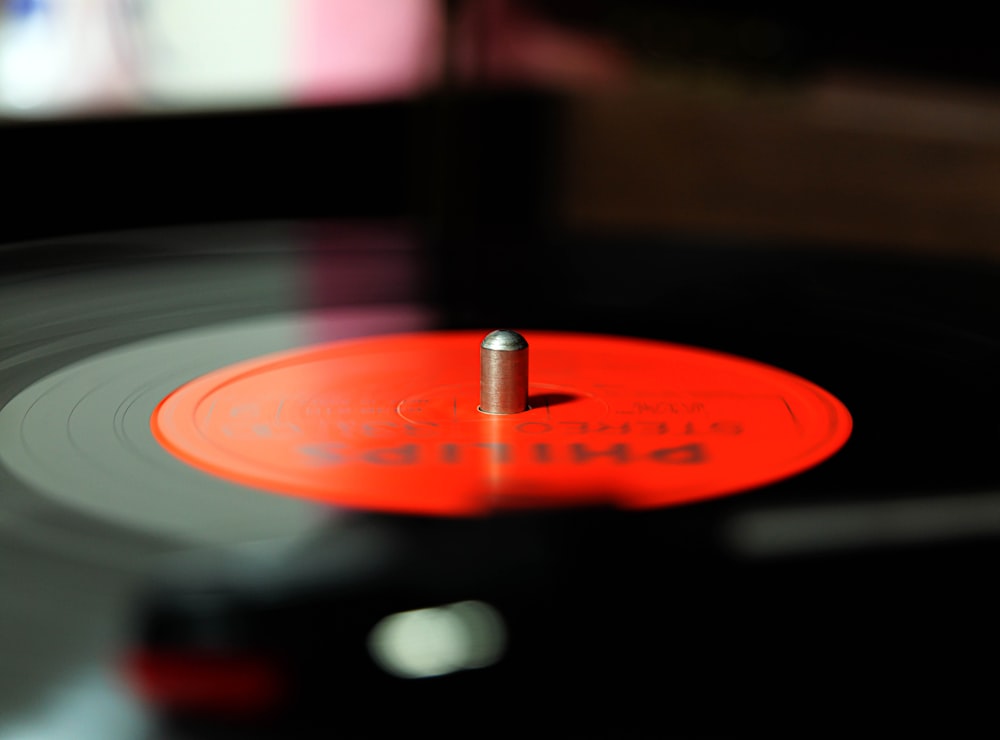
[293, 0, 443, 104]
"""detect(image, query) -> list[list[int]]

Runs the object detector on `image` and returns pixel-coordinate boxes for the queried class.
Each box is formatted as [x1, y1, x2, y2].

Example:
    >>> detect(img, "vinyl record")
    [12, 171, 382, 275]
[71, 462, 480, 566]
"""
[2, 222, 1000, 736]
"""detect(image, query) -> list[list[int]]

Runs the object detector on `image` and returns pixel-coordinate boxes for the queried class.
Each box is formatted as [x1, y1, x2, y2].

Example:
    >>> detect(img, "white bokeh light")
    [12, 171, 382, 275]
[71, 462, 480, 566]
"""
[367, 600, 506, 679]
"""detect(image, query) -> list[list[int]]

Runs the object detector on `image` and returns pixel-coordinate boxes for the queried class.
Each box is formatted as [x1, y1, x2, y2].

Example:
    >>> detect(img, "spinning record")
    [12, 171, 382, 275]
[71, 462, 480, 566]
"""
[2, 223, 1000, 738]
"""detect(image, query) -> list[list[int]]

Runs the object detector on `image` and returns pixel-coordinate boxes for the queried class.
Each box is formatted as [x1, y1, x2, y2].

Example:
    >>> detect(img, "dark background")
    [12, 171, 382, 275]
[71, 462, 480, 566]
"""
[4, 2, 1000, 247]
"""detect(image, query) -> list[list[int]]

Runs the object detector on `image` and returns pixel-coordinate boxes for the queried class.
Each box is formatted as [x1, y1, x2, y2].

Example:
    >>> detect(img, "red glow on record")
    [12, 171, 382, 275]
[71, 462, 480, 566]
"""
[152, 332, 851, 515]
[123, 651, 285, 714]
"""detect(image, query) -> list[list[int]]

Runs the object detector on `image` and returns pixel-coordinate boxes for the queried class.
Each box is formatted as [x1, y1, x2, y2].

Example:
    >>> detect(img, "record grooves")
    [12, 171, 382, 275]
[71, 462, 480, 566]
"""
[2, 223, 1000, 735]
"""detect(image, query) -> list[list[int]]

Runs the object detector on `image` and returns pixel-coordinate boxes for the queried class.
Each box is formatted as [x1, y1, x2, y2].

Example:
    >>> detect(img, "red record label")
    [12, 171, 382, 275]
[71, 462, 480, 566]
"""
[151, 331, 851, 515]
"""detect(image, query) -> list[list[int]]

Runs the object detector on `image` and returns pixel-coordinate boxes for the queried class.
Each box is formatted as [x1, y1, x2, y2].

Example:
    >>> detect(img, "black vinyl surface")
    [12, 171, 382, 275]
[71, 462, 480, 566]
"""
[2, 221, 1000, 736]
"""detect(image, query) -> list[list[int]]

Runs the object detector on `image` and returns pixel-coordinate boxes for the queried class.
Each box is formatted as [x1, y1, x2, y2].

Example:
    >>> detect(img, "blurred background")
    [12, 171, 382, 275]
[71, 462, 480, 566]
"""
[4, 0, 1000, 255]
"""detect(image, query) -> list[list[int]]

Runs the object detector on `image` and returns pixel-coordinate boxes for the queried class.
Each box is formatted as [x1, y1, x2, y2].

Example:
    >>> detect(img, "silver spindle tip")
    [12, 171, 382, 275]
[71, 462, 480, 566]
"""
[481, 329, 528, 352]
[479, 330, 529, 414]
